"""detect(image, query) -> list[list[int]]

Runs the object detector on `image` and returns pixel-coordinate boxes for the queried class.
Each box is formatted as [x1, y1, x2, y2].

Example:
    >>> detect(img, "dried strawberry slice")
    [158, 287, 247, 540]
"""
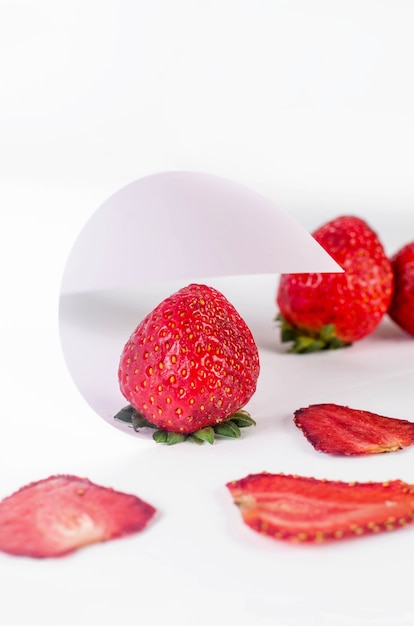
[227, 472, 414, 543]
[294, 403, 414, 455]
[0, 475, 156, 558]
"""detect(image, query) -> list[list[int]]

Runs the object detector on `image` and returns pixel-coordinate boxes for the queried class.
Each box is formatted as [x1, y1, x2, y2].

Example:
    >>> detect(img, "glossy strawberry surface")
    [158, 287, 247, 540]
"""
[118, 284, 260, 434]
[388, 241, 414, 336]
[0, 475, 156, 558]
[227, 472, 414, 543]
[276, 215, 394, 351]
[294, 403, 414, 455]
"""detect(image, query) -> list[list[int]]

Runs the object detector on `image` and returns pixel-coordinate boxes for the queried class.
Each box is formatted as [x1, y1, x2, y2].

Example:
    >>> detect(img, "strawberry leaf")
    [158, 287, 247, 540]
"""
[165, 432, 186, 445]
[131, 412, 158, 431]
[152, 430, 168, 443]
[113, 405, 136, 423]
[320, 323, 336, 341]
[230, 411, 256, 428]
[114, 406, 255, 444]
[153, 430, 186, 445]
[186, 434, 205, 445]
[276, 315, 351, 353]
[114, 405, 156, 429]
[192, 427, 215, 444]
[213, 420, 241, 438]
[291, 336, 325, 353]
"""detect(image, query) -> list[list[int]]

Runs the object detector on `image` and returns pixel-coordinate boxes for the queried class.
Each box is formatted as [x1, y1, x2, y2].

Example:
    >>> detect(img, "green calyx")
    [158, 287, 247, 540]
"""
[113, 405, 256, 445]
[276, 314, 351, 353]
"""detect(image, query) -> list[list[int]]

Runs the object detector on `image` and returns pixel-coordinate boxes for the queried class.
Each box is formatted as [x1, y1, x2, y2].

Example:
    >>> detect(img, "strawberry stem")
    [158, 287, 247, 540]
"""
[214, 421, 241, 438]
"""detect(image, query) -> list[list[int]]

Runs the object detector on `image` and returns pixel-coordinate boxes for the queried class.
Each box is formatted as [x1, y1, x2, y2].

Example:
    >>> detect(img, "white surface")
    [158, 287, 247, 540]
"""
[1, 2, 414, 625]
[6, 275, 414, 626]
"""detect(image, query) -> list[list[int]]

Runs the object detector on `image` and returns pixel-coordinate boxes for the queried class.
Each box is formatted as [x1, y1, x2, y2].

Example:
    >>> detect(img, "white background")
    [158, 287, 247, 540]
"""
[1, 2, 414, 626]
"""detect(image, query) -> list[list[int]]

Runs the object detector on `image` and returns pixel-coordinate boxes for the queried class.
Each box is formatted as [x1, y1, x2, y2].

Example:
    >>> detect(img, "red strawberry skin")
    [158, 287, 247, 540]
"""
[276, 216, 394, 349]
[388, 241, 414, 336]
[0, 475, 156, 558]
[227, 472, 414, 543]
[118, 284, 260, 434]
[294, 403, 414, 455]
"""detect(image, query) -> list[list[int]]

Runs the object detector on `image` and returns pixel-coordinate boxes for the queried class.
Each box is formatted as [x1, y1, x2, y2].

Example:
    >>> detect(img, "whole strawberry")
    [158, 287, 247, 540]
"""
[276, 215, 394, 352]
[388, 241, 414, 336]
[117, 284, 259, 444]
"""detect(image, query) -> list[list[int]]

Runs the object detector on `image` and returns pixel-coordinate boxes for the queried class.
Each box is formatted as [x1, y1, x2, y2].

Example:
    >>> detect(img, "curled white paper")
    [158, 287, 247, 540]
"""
[60, 170, 341, 295]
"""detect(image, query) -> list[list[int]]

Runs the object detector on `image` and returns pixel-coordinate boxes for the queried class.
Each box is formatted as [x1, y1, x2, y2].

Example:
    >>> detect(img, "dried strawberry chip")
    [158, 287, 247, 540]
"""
[294, 403, 414, 455]
[0, 475, 156, 558]
[227, 472, 414, 543]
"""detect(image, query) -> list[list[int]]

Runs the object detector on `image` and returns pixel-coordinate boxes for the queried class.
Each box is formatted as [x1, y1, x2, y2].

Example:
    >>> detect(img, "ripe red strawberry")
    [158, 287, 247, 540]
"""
[0, 475, 156, 558]
[117, 283, 260, 444]
[227, 472, 414, 543]
[294, 403, 414, 455]
[276, 215, 394, 352]
[388, 241, 414, 336]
